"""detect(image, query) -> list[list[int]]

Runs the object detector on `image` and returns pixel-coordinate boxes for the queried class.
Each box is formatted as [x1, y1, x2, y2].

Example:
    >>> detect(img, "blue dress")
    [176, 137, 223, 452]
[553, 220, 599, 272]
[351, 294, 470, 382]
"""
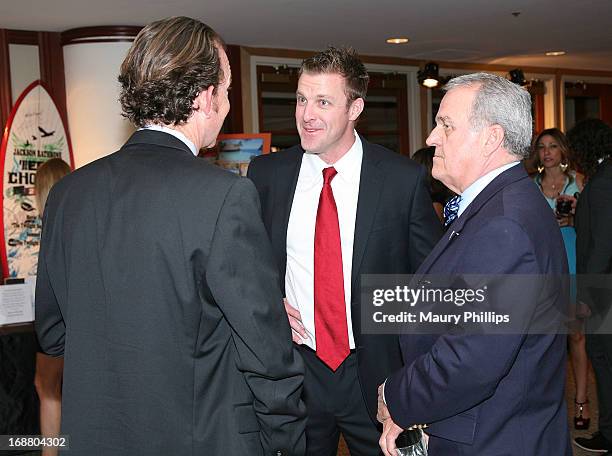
[534, 173, 579, 299]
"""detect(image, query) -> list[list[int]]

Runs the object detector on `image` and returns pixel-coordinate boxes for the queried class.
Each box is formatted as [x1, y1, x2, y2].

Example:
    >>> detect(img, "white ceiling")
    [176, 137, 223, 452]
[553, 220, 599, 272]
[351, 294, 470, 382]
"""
[2, 0, 612, 72]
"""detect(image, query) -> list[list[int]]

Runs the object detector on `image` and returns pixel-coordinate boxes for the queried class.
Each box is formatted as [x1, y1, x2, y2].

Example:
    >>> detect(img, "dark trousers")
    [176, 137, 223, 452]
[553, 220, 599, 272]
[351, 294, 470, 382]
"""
[298, 346, 381, 456]
[587, 334, 612, 441]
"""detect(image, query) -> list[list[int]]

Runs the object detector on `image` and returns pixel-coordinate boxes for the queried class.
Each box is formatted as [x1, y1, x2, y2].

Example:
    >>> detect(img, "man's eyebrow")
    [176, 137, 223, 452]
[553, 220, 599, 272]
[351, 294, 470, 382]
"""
[295, 91, 334, 99]
[436, 115, 453, 124]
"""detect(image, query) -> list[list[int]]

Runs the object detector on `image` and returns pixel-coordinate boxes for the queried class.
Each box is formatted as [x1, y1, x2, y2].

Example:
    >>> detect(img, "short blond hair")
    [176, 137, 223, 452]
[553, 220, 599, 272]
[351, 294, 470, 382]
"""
[300, 47, 369, 105]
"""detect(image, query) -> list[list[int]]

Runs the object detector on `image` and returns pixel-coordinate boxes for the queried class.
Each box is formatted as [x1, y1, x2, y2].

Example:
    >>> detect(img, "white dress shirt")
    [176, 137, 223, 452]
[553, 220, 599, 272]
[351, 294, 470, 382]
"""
[140, 124, 198, 156]
[457, 161, 520, 217]
[285, 132, 362, 350]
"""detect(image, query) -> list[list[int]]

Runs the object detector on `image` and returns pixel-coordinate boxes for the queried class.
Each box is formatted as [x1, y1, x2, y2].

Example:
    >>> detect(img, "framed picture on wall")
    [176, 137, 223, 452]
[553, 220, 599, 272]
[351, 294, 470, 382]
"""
[200, 133, 271, 176]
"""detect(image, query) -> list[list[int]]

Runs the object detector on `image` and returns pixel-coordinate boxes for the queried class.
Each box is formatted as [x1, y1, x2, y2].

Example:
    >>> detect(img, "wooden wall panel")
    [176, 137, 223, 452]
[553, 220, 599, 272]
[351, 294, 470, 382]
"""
[0, 29, 13, 131]
[38, 32, 68, 126]
[225, 44, 244, 133]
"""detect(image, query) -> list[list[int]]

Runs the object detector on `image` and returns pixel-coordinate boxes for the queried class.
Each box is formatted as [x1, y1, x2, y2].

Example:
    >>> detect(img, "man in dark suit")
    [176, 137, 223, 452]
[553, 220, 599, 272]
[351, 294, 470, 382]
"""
[247, 47, 441, 455]
[35, 17, 305, 455]
[570, 119, 612, 454]
[378, 73, 572, 455]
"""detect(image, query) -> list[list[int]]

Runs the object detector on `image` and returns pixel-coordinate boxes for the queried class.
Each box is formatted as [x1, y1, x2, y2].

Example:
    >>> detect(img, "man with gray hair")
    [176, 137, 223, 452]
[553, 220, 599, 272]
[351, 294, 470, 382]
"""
[377, 73, 571, 454]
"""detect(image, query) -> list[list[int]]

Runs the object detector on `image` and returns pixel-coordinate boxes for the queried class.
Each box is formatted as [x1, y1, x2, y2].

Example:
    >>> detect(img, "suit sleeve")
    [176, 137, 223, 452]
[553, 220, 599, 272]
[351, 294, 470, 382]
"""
[576, 179, 612, 319]
[34, 188, 66, 357]
[407, 166, 443, 271]
[245, 156, 259, 181]
[205, 177, 306, 455]
[385, 217, 546, 427]
[245, 156, 268, 212]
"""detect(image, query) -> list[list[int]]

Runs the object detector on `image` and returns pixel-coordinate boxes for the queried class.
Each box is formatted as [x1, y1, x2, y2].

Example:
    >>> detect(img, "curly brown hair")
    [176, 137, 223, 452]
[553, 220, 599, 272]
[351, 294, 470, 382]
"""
[300, 46, 369, 106]
[567, 119, 612, 178]
[118, 16, 225, 127]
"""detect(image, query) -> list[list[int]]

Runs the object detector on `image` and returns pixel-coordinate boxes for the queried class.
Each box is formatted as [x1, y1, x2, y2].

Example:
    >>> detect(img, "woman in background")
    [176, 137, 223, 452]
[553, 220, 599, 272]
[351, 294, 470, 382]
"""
[532, 128, 589, 430]
[34, 158, 71, 456]
[411, 146, 454, 224]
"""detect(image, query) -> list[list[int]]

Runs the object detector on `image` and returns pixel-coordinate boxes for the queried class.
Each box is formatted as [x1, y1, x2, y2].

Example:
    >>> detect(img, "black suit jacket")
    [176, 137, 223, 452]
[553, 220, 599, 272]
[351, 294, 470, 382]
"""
[35, 130, 306, 455]
[247, 136, 441, 420]
[576, 159, 612, 324]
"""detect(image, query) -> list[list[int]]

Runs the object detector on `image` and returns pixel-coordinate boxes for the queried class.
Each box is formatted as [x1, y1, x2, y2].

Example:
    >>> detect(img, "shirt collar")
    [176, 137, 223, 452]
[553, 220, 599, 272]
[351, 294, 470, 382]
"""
[457, 161, 520, 217]
[303, 130, 363, 184]
[141, 124, 198, 156]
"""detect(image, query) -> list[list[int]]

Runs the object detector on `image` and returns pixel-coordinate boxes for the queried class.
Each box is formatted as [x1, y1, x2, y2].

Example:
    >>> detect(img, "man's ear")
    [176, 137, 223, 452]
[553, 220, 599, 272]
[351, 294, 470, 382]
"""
[194, 85, 215, 118]
[483, 124, 505, 156]
[348, 97, 364, 121]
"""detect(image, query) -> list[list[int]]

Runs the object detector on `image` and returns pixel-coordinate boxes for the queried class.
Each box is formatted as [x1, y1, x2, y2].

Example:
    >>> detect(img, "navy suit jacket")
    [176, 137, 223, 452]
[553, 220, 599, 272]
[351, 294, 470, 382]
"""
[385, 164, 572, 455]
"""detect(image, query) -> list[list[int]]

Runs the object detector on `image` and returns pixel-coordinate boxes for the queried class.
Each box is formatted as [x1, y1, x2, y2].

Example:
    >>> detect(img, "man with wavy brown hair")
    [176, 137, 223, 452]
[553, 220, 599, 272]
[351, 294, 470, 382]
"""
[35, 16, 305, 456]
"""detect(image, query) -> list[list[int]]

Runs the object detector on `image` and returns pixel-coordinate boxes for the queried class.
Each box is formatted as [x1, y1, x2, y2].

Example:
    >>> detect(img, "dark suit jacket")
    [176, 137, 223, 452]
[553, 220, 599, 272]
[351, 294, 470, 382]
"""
[35, 130, 306, 455]
[247, 136, 442, 421]
[385, 164, 572, 455]
[576, 159, 612, 322]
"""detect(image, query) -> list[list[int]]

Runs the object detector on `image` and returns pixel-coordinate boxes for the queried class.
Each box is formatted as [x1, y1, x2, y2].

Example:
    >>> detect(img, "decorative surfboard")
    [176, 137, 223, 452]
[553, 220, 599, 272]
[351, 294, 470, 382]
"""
[0, 80, 74, 279]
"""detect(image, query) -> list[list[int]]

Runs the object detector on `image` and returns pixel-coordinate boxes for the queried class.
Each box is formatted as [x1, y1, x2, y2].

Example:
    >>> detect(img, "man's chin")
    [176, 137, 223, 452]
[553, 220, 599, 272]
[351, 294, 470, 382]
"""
[432, 168, 444, 182]
[300, 140, 321, 155]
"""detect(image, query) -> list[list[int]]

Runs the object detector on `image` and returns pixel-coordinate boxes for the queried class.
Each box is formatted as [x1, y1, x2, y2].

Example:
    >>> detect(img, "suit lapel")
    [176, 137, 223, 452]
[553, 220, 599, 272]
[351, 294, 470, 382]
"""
[417, 164, 529, 274]
[273, 149, 303, 281]
[351, 138, 384, 293]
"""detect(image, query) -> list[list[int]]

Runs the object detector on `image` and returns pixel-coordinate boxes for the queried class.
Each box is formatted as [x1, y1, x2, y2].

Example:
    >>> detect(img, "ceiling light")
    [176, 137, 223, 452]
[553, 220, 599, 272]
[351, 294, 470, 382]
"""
[417, 62, 441, 88]
[386, 37, 410, 44]
[545, 51, 566, 56]
[509, 68, 527, 86]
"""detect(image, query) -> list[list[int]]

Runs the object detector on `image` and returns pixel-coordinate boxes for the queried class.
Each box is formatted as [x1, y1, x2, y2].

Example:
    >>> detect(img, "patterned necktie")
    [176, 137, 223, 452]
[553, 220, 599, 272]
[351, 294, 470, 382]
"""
[313, 167, 350, 371]
[444, 195, 462, 227]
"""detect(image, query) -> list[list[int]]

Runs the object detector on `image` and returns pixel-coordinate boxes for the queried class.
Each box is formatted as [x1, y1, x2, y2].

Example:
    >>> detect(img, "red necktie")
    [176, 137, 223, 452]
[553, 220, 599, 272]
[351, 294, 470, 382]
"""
[314, 167, 350, 371]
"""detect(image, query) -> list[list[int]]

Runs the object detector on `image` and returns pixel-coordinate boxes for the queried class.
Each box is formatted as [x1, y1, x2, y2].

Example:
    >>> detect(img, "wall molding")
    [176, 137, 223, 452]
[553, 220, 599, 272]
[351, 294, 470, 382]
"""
[6, 30, 38, 45]
[61, 26, 142, 46]
[242, 46, 612, 79]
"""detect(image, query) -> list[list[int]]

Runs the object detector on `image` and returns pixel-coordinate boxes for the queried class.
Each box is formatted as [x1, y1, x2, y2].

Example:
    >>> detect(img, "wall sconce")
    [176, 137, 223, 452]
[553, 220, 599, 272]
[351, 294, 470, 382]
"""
[509, 69, 527, 86]
[418, 62, 441, 88]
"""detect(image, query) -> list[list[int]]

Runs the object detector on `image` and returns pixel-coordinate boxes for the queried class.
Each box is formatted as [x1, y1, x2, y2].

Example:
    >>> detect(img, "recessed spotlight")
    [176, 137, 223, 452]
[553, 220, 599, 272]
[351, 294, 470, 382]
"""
[545, 51, 566, 56]
[386, 37, 410, 44]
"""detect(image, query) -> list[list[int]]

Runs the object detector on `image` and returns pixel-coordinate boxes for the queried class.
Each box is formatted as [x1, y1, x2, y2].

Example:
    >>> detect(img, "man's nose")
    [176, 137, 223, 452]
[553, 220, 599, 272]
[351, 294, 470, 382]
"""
[302, 103, 315, 122]
[426, 127, 440, 146]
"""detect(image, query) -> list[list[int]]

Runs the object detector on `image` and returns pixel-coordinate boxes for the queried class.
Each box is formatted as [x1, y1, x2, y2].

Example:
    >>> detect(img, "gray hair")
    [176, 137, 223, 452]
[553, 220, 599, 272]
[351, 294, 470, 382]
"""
[444, 72, 533, 159]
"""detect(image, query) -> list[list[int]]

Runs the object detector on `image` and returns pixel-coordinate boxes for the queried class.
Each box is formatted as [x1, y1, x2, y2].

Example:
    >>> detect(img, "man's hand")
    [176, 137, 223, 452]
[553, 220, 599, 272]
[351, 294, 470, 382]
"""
[284, 298, 308, 344]
[377, 384, 401, 455]
[377, 384, 391, 423]
[379, 415, 404, 456]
